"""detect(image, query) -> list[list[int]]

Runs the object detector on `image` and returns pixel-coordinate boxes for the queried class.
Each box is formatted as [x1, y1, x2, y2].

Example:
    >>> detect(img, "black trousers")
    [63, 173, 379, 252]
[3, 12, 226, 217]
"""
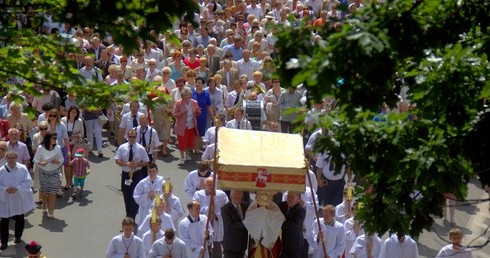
[0, 214, 25, 244]
[279, 247, 302, 258]
[300, 239, 309, 258]
[223, 250, 246, 258]
[121, 170, 143, 219]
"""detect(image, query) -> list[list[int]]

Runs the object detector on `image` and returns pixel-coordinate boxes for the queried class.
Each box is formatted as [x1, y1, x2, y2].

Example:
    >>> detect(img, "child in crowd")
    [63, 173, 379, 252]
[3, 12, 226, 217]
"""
[436, 228, 473, 258]
[70, 148, 90, 198]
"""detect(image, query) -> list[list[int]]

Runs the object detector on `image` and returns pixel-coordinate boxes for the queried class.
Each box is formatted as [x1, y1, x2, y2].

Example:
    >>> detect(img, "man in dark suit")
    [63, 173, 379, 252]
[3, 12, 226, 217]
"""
[278, 191, 306, 258]
[205, 44, 221, 77]
[221, 190, 250, 258]
[94, 49, 114, 78]
[86, 36, 106, 61]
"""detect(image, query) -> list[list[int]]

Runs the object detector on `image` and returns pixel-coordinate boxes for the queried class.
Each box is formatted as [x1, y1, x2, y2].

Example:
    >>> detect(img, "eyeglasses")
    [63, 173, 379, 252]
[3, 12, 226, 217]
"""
[49, 115, 57, 118]
[136, 54, 144, 57]
[127, 136, 137, 138]
[0, 148, 6, 151]
[39, 128, 48, 130]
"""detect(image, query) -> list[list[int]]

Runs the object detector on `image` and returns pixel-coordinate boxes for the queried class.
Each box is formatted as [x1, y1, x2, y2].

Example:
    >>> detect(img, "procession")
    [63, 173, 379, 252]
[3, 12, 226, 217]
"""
[1, 0, 490, 257]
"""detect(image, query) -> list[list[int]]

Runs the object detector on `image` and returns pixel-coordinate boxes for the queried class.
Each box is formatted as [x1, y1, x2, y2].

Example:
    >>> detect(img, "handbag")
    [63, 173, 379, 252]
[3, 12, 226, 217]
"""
[97, 114, 108, 126]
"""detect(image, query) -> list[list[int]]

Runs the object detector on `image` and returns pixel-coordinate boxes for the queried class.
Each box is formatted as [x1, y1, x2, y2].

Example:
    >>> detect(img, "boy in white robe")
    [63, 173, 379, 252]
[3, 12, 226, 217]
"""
[160, 182, 185, 230]
[192, 176, 229, 258]
[106, 217, 146, 258]
[179, 200, 213, 258]
[349, 233, 383, 258]
[148, 228, 187, 258]
[312, 205, 346, 258]
[335, 189, 352, 224]
[138, 199, 175, 237]
[436, 228, 473, 258]
[133, 163, 164, 226]
[142, 216, 165, 255]
[183, 161, 213, 200]
[379, 233, 419, 258]
[344, 203, 364, 258]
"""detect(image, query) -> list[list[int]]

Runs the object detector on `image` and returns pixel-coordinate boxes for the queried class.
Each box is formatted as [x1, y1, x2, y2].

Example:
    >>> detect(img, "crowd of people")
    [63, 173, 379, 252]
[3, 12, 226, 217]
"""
[0, 0, 477, 257]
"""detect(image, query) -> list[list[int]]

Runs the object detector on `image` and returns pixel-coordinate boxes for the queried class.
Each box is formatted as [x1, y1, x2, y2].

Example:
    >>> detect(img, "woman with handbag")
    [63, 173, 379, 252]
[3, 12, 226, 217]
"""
[61, 106, 85, 189]
[33, 131, 64, 219]
[172, 87, 200, 164]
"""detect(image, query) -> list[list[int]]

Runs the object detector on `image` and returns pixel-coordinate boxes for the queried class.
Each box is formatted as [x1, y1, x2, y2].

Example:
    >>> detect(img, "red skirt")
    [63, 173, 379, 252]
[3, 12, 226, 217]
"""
[177, 127, 196, 150]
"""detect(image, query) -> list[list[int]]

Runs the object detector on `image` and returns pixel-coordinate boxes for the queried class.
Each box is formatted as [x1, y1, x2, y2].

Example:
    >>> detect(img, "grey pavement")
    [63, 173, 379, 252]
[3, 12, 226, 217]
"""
[0, 138, 489, 257]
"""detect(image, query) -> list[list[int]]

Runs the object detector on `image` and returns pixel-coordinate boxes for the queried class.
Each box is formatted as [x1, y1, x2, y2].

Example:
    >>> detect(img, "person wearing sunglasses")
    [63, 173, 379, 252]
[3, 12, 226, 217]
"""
[114, 129, 150, 220]
[33, 131, 63, 219]
[31, 121, 49, 205]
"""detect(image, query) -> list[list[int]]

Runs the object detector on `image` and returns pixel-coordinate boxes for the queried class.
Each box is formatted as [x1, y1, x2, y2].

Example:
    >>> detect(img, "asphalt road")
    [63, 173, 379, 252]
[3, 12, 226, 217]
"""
[0, 138, 489, 257]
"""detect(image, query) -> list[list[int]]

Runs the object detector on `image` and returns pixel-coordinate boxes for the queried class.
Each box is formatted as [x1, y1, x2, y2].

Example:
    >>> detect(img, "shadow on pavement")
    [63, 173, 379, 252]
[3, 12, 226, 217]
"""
[37, 216, 68, 232]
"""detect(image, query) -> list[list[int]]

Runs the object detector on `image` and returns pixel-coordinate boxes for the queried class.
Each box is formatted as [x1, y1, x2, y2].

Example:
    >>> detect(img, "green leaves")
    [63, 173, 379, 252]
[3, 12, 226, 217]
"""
[275, 0, 489, 238]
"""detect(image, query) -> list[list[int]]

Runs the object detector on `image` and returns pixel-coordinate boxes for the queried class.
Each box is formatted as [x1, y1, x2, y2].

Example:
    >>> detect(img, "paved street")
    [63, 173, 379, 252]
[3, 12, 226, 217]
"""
[0, 138, 489, 257]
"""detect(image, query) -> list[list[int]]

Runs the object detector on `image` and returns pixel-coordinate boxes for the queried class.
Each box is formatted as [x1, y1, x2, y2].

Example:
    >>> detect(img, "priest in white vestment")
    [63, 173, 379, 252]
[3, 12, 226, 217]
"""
[0, 151, 34, 249]
[243, 191, 285, 257]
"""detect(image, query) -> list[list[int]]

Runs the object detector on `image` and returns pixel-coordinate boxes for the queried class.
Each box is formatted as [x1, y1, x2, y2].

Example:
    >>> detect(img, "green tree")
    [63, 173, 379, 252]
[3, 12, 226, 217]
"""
[0, 0, 197, 111]
[275, 0, 490, 237]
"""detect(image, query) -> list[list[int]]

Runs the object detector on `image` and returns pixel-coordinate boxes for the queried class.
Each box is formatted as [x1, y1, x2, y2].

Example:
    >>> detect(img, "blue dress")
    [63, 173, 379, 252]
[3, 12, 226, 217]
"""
[192, 90, 211, 136]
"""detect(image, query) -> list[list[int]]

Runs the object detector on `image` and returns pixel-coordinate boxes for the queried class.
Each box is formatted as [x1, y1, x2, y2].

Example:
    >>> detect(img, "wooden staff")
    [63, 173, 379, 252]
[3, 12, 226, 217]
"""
[201, 119, 220, 258]
[306, 164, 327, 257]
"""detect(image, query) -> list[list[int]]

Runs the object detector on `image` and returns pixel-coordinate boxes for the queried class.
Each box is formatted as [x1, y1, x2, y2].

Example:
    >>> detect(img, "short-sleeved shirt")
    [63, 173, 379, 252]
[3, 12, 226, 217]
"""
[7, 141, 31, 163]
[316, 152, 346, 181]
[119, 112, 145, 139]
[114, 142, 150, 172]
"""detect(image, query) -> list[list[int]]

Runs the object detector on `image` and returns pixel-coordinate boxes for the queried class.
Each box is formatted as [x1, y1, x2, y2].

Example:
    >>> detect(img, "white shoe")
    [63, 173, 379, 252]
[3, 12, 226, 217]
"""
[178, 158, 185, 165]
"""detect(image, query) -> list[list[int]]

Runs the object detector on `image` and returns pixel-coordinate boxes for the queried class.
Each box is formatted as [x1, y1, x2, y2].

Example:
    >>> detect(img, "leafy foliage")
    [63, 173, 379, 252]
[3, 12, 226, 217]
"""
[0, 0, 197, 113]
[276, 0, 490, 237]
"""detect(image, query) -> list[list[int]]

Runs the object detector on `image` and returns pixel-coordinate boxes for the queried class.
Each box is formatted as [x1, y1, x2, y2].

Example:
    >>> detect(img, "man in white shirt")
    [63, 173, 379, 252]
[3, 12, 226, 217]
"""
[0, 151, 35, 250]
[316, 152, 352, 207]
[237, 49, 260, 81]
[117, 101, 146, 145]
[78, 56, 103, 83]
[134, 115, 162, 165]
[226, 108, 252, 130]
[247, 0, 263, 20]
